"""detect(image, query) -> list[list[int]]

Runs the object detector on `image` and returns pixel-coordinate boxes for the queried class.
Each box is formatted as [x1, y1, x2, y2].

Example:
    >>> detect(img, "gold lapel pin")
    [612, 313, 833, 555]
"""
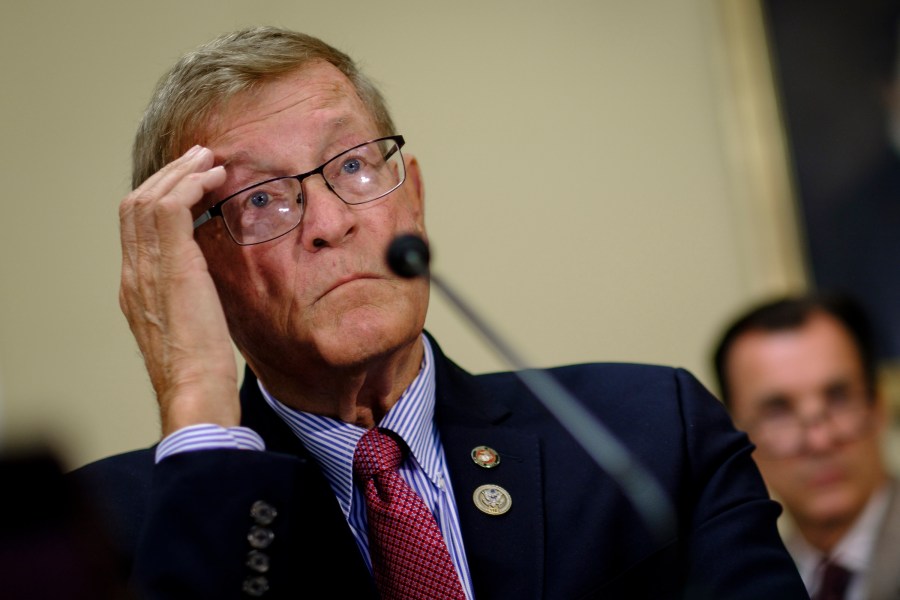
[471, 445, 501, 469]
[473, 484, 512, 516]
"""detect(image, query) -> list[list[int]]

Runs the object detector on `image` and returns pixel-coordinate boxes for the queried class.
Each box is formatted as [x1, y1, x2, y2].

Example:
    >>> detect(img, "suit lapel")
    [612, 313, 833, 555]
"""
[431, 337, 545, 600]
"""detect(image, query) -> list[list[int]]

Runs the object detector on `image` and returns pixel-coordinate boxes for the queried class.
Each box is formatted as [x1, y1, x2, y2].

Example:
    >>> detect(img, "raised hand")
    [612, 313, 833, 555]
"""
[119, 146, 240, 436]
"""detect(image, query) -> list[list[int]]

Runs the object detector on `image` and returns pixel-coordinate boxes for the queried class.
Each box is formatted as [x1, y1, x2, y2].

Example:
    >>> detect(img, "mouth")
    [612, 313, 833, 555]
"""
[805, 465, 847, 489]
[319, 273, 383, 299]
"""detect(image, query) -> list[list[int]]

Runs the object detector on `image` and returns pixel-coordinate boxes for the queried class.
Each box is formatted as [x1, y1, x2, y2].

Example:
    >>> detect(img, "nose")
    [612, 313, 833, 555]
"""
[799, 412, 839, 454]
[297, 175, 358, 251]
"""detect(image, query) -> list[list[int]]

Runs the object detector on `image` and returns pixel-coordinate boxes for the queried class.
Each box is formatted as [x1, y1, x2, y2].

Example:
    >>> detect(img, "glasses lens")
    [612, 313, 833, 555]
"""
[221, 177, 303, 245]
[750, 395, 873, 459]
[323, 138, 406, 205]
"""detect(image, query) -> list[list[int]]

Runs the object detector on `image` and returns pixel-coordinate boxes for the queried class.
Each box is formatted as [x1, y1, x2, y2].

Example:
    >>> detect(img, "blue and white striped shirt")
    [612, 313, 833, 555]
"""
[155, 335, 474, 598]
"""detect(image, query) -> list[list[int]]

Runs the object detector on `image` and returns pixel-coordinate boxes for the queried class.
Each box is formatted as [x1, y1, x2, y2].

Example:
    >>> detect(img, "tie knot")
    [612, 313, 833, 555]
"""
[814, 558, 853, 600]
[353, 428, 405, 480]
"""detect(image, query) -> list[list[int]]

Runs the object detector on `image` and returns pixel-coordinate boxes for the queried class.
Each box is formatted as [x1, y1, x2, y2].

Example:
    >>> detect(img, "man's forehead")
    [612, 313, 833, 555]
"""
[204, 63, 374, 152]
[216, 115, 358, 167]
[728, 329, 865, 403]
[235, 60, 361, 107]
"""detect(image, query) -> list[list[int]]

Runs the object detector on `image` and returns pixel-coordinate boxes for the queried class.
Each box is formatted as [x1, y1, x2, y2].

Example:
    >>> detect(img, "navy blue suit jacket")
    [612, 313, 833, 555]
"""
[73, 336, 807, 599]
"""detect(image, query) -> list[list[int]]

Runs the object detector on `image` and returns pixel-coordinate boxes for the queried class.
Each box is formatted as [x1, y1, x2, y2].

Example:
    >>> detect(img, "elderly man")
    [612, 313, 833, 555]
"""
[74, 26, 806, 599]
[713, 293, 900, 599]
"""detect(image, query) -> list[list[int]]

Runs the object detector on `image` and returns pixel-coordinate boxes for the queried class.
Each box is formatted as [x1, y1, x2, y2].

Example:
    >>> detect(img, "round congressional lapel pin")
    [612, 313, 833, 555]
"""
[473, 484, 512, 516]
[471, 445, 501, 469]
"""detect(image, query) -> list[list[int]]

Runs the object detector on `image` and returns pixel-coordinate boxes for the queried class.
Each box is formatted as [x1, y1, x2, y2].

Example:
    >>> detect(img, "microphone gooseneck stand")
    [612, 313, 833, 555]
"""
[387, 234, 677, 544]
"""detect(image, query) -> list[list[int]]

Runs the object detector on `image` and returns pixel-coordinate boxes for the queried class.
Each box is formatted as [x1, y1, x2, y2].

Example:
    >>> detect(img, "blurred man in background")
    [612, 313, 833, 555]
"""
[714, 293, 900, 599]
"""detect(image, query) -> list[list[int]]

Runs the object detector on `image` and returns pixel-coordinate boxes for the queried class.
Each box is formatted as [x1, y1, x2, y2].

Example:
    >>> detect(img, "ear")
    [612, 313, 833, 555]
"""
[872, 387, 891, 436]
[404, 154, 426, 235]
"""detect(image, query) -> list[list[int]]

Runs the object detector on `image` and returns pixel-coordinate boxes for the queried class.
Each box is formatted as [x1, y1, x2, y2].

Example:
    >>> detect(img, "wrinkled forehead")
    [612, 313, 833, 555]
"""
[191, 62, 378, 153]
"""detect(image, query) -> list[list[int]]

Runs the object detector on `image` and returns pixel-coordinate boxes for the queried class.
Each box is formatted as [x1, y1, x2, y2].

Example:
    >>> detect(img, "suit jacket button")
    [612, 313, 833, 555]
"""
[248, 526, 275, 549]
[250, 500, 278, 525]
[246, 550, 270, 573]
[243, 575, 269, 597]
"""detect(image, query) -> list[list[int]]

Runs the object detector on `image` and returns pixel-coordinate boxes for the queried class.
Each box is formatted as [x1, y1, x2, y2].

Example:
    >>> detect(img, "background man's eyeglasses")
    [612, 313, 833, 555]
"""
[193, 135, 406, 245]
[745, 391, 875, 459]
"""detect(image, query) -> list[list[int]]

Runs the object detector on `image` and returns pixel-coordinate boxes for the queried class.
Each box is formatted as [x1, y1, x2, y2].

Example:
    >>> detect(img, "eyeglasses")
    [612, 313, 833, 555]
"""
[743, 389, 875, 459]
[193, 135, 406, 245]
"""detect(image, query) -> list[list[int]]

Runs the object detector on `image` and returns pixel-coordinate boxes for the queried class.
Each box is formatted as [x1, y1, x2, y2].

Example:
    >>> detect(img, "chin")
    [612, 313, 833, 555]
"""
[798, 490, 864, 526]
[312, 306, 423, 367]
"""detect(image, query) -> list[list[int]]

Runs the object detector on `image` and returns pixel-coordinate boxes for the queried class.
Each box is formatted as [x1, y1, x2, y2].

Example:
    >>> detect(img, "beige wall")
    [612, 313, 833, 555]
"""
[0, 0, 804, 470]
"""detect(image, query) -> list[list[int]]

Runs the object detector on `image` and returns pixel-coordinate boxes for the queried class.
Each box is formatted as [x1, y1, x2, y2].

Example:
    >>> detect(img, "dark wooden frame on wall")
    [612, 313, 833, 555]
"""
[760, 0, 900, 363]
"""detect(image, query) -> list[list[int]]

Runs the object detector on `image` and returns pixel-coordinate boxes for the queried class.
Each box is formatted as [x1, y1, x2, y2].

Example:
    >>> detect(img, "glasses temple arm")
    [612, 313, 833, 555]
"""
[383, 144, 400, 162]
[193, 202, 224, 230]
[193, 211, 213, 229]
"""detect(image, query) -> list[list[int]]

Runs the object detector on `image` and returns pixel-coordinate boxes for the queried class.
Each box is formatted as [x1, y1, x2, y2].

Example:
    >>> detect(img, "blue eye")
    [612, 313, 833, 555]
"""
[342, 158, 361, 174]
[249, 191, 270, 208]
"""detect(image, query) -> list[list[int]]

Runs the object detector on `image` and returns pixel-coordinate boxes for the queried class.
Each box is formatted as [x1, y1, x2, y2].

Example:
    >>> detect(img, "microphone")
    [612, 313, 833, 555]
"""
[387, 233, 431, 278]
[387, 234, 676, 543]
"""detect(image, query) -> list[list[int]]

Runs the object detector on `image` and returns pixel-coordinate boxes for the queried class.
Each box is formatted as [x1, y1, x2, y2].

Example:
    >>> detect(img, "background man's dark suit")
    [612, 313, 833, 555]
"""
[73, 336, 807, 599]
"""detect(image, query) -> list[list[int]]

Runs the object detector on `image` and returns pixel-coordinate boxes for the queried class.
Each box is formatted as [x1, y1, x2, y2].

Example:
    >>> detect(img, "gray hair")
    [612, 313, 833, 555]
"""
[132, 26, 396, 188]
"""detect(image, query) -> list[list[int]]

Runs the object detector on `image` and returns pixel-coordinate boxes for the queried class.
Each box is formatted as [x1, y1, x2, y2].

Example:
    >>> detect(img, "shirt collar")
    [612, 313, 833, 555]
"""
[788, 482, 891, 582]
[256, 334, 440, 514]
[830, 482, 890, 572]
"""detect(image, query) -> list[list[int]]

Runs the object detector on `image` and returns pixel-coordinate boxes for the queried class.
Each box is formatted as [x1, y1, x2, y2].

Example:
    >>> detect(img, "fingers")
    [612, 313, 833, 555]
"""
[119, 146, 221, 345]
[121, 146, 225, 253]
[130, 145, 217, 211]
[120, 147, 217, 288]
[117, 146, 240, 433]
[121, 147, 224, 290]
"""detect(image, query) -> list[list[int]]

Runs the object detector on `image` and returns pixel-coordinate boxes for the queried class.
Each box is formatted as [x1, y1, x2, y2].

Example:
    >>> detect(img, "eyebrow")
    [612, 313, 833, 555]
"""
[218, 151, 281, 173]
[756, 394, 790, 410]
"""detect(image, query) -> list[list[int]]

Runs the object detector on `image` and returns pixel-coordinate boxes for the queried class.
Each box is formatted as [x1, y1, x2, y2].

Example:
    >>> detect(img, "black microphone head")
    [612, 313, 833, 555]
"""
[387, 234, 430, 278]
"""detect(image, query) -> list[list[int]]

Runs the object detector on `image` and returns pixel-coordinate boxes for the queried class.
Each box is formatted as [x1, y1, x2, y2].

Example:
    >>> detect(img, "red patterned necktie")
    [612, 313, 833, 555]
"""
[812, 559, 852, 600]
[353, 427, 466, 600]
